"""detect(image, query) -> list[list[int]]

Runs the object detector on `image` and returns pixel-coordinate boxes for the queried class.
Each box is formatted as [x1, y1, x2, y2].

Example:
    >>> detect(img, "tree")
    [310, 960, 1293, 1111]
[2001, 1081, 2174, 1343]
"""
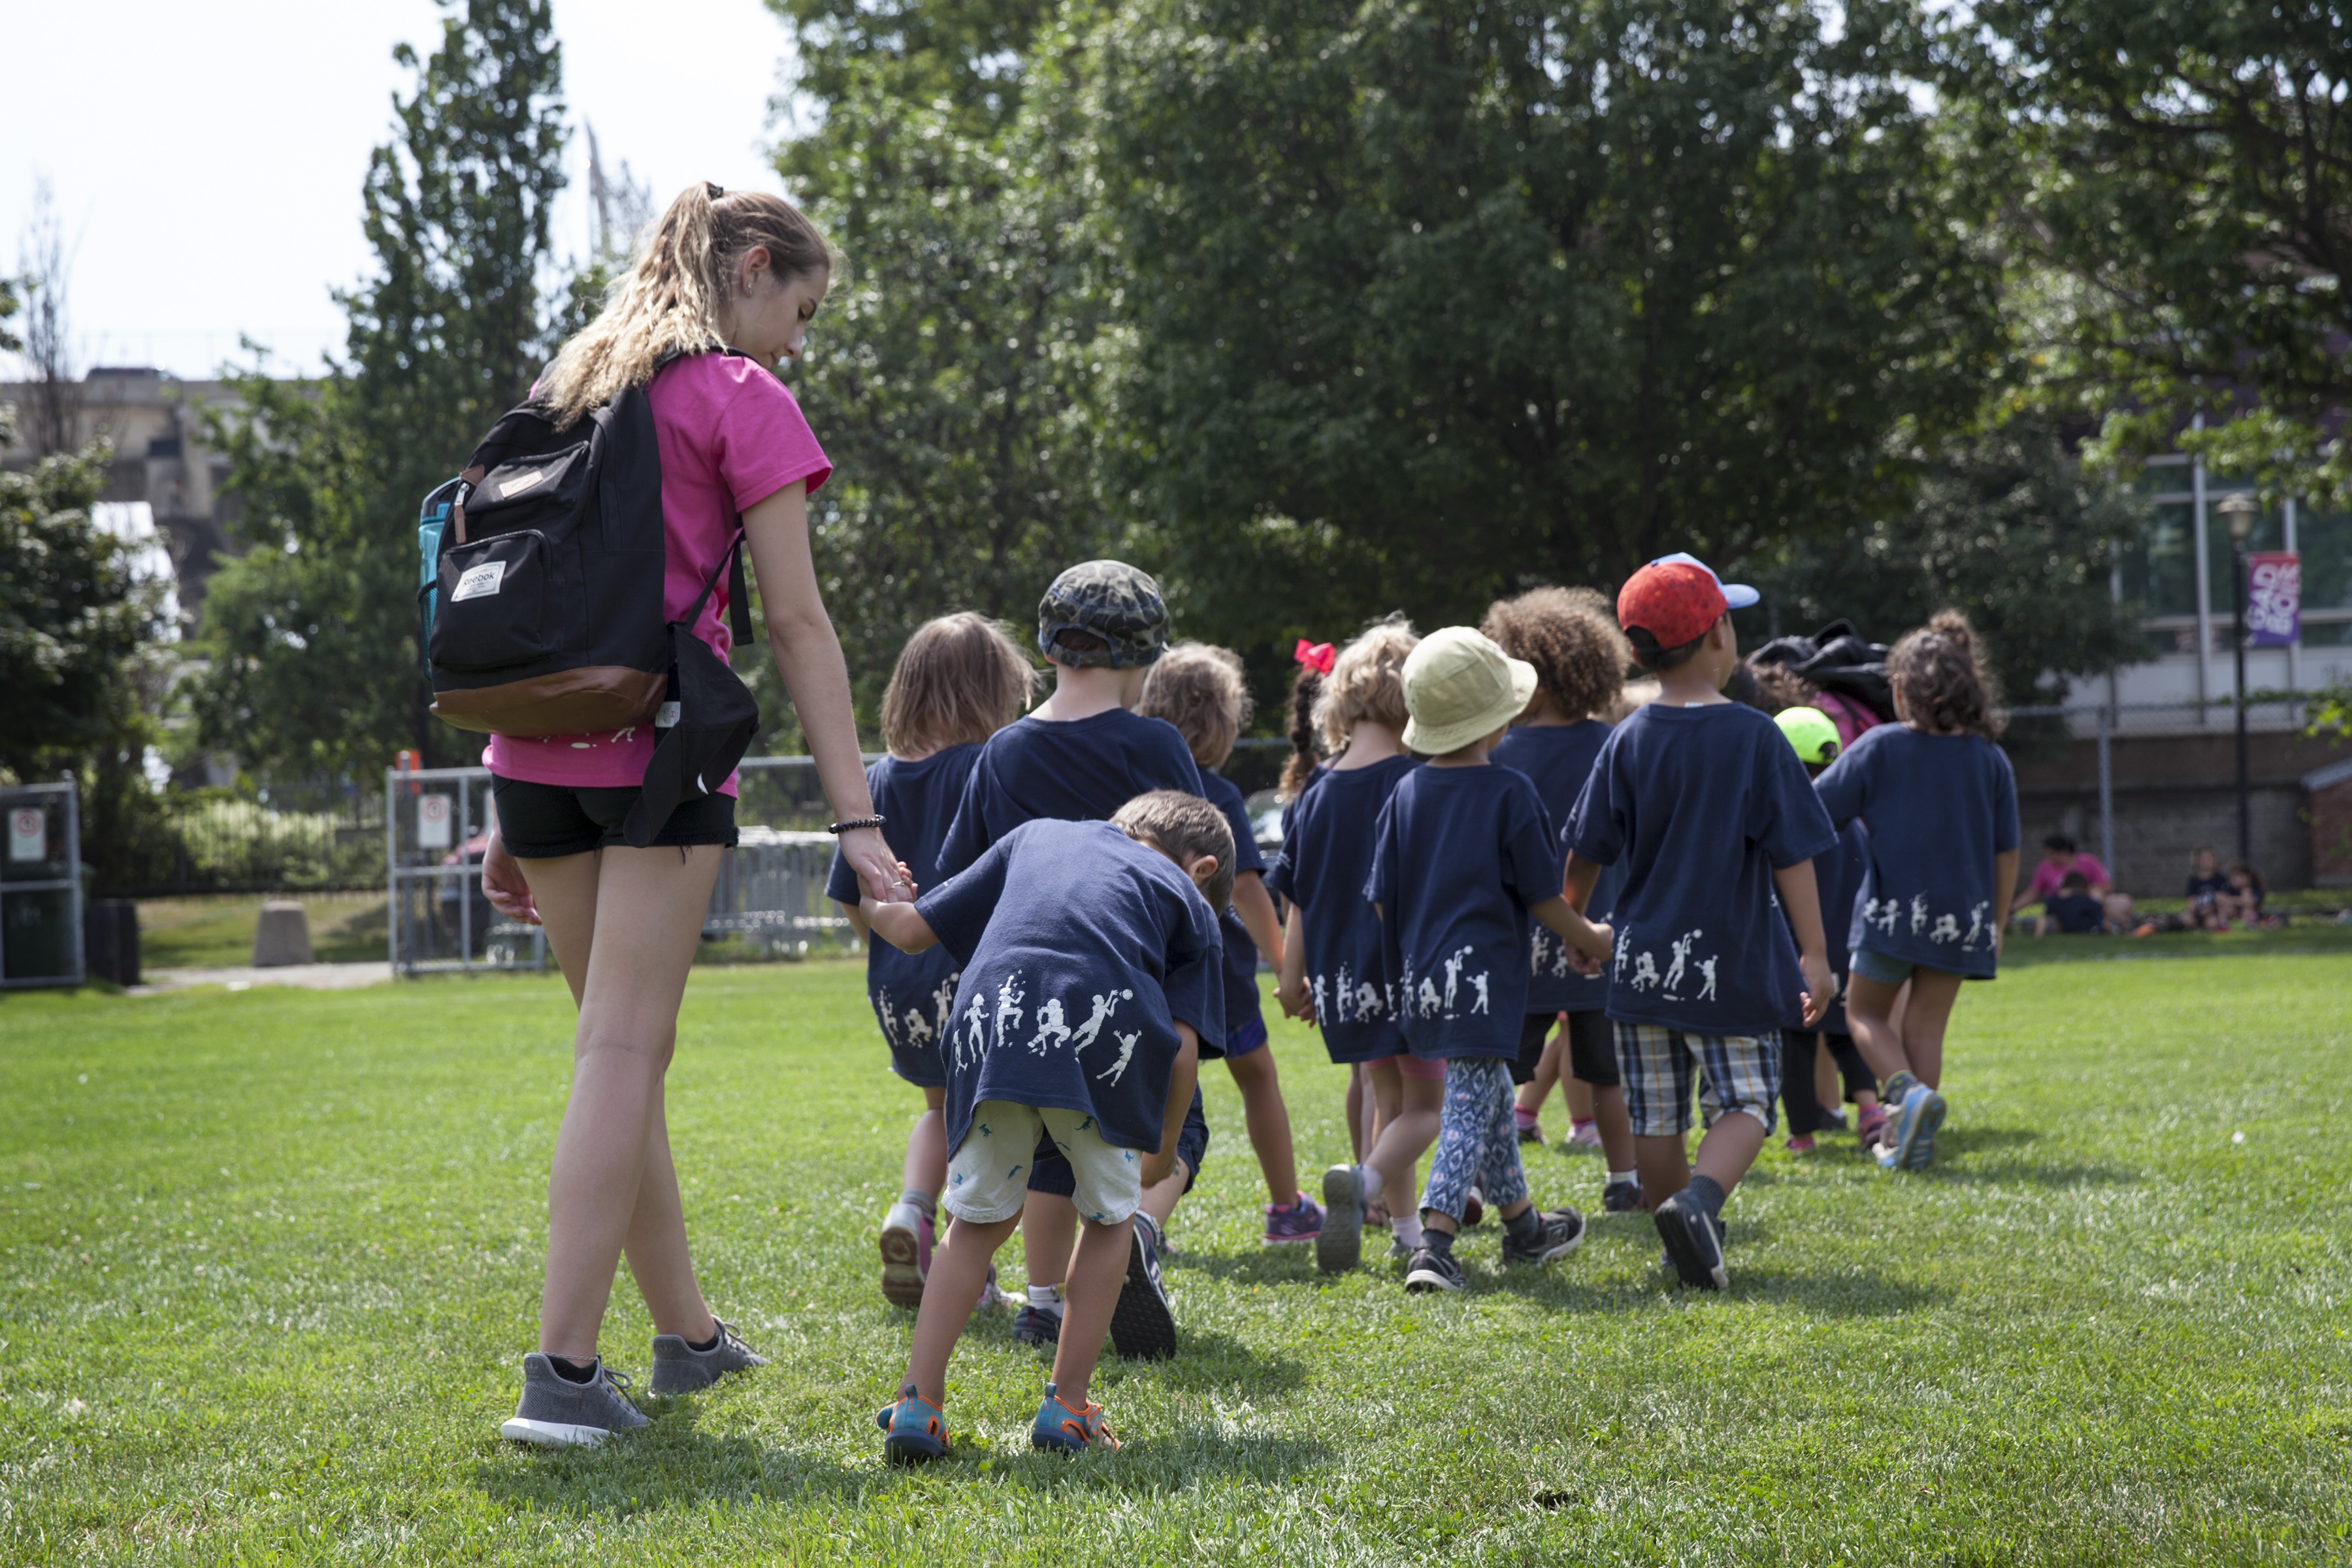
[191, 0, 574, 778]
[1953, 3, 2352, 500]
[1739, 416, 2148, 717]
[15, 178, 80, 457]
[771, 0, 1124, 725]
[1090, 0, 2004, 659]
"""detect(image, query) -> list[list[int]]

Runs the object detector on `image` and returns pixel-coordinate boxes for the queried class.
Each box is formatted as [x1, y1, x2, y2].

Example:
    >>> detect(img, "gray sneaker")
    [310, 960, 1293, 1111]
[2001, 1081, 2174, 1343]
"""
[501, 1354, 648, 1448]
[1316, 1163, 1365, 1275]
[649, 1318, 767, 1396]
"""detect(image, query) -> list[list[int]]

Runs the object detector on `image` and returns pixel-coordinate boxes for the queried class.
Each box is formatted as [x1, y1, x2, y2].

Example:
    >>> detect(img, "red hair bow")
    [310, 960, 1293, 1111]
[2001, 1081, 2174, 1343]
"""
[1294, 638, 1335, 675]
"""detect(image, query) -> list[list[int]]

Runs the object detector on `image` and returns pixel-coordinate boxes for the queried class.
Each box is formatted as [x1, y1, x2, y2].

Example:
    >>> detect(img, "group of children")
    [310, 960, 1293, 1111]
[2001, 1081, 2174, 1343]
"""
[830, 553, 2021, 1462]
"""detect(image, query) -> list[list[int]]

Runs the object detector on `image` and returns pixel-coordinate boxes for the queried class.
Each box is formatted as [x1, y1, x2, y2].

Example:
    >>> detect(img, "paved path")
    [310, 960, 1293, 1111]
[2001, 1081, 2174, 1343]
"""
[129, 962, 394, 995]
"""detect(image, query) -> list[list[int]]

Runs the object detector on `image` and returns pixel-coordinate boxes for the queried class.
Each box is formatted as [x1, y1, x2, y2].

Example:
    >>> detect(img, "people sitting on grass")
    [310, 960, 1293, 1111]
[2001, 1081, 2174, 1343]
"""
[2216, 861, 2279, 928]
[2036, 870, 2110, 936]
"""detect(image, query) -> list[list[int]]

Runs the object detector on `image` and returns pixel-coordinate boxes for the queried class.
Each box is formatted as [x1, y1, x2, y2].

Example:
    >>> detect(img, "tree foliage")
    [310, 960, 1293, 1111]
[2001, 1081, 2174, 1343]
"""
[770, 0, 1120, 726]
[1094, 0, 2004, 657]
[1955, 2, 2352, 501]
[190, 0, 574, 778]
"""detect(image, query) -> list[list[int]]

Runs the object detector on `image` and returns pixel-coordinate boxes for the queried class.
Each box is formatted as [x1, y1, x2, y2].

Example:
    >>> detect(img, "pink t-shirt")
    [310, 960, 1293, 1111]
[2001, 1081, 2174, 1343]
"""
[484, 355, 830, 792]
[2025, 852, 2108, 905]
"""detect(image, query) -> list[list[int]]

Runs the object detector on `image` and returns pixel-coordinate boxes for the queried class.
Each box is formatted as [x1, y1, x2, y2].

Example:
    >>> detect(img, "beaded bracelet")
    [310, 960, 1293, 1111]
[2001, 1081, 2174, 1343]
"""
[827, 815, 887, 835]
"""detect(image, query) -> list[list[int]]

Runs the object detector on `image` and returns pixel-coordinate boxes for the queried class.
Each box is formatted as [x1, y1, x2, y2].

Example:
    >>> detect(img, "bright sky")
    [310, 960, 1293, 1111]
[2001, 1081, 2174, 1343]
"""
[1, 0, 801, 380]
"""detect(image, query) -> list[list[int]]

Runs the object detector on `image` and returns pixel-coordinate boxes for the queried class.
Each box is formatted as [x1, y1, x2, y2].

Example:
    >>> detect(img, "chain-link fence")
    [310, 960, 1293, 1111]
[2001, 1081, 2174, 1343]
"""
[384, 756, 859, 975]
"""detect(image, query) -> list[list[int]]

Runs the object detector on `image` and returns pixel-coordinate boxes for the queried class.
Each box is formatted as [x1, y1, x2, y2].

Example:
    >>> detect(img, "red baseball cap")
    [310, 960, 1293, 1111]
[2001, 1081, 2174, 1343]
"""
[1616, 552, 1759, 647]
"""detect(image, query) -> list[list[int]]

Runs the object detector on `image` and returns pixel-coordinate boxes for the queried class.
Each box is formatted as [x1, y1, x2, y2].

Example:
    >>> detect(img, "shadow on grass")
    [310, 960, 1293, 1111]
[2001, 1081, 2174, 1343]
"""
[470, 1401, 1331, 1516]
[1478, 1254, 1951, 1317]
[1930, 1126, 2138, 1188]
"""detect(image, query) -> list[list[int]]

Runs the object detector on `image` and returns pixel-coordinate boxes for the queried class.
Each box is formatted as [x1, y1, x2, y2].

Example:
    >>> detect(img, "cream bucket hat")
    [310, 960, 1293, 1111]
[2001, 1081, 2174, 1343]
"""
[1400, 626, 1539, 755]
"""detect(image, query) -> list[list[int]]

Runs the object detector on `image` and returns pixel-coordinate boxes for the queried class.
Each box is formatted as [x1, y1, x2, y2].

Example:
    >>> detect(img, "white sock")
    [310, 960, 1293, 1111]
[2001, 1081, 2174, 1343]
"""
[1390, 1211, 1422, 1250]
[1025, 1283, 1065, 1317]
[1608, 1169, 1639, 1187]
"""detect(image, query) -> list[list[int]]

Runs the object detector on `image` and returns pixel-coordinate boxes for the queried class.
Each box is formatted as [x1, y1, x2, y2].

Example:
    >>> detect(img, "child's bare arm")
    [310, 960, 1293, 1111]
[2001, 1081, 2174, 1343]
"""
[1563, 851, 1602, 911]
[1232, 871, 1284, 969]
[1772, 858, 1834, 1026]
[839, 901, 871, 943]
[1277, 903, 1313, 1021]
[1529, 896, 1611, 967]
[859, 897, 939, 954]
[1143, 1025, 1201, 1188]
[1992, 848, 2019, 956]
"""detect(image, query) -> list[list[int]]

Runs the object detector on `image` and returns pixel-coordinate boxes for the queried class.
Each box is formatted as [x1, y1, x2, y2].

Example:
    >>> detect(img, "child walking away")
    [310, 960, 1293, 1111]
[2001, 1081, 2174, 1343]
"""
[1563, 555, 1837, 1291]
[828, 614, 1037, 1310]
[1139, 644, 1322, 1245]
[1266, 620, 1437, 1274]
[1371, 628, 1610, 1294]
[862, 794, 1229, 1461]
[1812, 612, 2019, 1173]
[936, 561, 1205, 1354]
[1482, 589, 1643, 1213]
[1769, 706, 1884, 1153]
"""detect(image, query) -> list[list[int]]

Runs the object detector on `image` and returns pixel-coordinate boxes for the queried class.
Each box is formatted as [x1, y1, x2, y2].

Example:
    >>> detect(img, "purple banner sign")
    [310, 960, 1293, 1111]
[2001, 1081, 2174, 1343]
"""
[2247, 551, 2301, 646]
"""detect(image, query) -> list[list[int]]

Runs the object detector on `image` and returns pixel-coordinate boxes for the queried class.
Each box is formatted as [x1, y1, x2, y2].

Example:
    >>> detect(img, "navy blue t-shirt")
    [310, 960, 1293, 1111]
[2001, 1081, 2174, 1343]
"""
[917, 819, 1223, 1154]
[1264, 755, 1417, 1063]
[2046, 890, 2106, 933]
[1798, 819, 1870, 1035]
[936, 708, 1203, 875]
[1198, 769, 1268, 1055]
[1566, 701, 1838, 1036]
[825, 746, 982, 1065]
[1814, 724, 2020, 979]
[1369, 764, 1564, 1061]
[1493, 721, 1625, 1015]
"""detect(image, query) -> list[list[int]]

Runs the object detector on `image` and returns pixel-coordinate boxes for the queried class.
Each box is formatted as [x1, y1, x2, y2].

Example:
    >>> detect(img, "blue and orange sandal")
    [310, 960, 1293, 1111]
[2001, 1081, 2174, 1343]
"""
[1030, 1382, 1120, 1454]
[877, 1382, 949, 1464]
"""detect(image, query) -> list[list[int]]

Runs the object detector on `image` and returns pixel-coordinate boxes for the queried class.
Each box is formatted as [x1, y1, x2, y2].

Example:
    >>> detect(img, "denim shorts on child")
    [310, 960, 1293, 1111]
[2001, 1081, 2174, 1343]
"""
[1849, 947, 1916, 987]
[945, 1101, 1144, 1226]
[1613, 1022, 1779, 1138]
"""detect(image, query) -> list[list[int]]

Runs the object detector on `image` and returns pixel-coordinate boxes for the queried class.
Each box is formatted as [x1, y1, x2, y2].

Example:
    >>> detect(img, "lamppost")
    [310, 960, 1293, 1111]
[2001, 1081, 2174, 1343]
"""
[2217, 494, 2257, 864]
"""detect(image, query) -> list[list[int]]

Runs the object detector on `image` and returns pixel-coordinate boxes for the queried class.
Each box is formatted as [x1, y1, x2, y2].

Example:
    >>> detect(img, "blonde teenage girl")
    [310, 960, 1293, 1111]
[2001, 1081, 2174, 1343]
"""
[828, 614, 1036, 1309]
[481, 183, 911, 1447]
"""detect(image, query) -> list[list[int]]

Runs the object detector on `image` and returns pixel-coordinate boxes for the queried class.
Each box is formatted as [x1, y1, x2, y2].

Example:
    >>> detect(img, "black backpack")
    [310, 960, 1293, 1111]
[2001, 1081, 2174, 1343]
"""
[1749, 618, 1898, 723]
[419, 355, 762, 844]
[423, 357, 751, 736]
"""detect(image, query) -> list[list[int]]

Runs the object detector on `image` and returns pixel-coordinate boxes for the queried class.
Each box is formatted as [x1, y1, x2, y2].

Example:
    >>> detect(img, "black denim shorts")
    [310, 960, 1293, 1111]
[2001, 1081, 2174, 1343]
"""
[490, 775, 740, 858]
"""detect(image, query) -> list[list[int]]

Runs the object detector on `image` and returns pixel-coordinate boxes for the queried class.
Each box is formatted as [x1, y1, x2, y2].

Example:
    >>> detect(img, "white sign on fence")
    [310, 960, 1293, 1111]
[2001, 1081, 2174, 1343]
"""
[7, 807, 44, 863]
[417, 793, 454, 851]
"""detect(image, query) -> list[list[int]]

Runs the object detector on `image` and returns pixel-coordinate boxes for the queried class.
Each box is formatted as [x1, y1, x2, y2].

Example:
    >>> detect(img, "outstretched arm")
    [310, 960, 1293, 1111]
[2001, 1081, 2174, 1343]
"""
[860, 897, 939, 955]
[1143, 1026, 1201, 1188]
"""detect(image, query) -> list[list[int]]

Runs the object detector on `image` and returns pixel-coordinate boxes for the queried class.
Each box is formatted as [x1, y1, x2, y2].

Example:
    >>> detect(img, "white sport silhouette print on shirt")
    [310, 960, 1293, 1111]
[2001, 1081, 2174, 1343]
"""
[876, 987, 902, 1049]
[1096, 1030, 1141, 1085]
[1069, 988, 1134, 1053]
[1026, 996, 1073, 1054]
[1529, 928, 1551, 977]
[994, 974, 1026, 1047]
[960, 991, 988, 1068]
[1469, 972, 1490, 1014]
[1354, 980, 1384, 1020]
[1629, 950, 1661, 991]
[1910, 893, 1930, 934]
[932, 976, 960, 1041]
[1962, 901, 1989, 951]
[1697, 955, 1718, 1001]
[1663, 929, 1699, 994]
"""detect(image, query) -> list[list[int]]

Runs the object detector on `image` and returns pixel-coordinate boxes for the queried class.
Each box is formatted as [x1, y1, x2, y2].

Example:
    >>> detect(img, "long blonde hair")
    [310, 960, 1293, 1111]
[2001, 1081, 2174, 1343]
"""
[536, 182, 833, 427]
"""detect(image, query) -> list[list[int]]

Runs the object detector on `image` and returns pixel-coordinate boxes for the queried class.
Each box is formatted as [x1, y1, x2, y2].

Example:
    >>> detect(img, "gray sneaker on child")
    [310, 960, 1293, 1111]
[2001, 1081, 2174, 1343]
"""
[649, 1318, 767, 1395]
[501, 1354, 649, 1448]
[1317, 1163, 1365, 1275]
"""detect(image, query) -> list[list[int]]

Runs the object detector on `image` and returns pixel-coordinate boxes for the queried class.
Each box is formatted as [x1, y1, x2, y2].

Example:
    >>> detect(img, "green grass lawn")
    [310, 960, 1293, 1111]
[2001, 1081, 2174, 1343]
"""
[3, 953, 2347, 1564]
[135, 894, 388, 970]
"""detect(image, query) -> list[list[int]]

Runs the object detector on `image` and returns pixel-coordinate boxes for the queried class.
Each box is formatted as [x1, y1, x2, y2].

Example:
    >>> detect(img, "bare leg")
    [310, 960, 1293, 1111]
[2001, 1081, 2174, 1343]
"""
[1814, 1038, 1842, 1117]
[1139, 1160, 1190, 1228]
[1633, 1133, 1691, 1207]
[1365, 1071, 1442, 1228]
[1591, 1083, 1638, 1183]
[904, 1213, 1017, 1407]
[1021, 1192, 1079, 1292]
[1889, 970, 1965, 1090]
[1345, 1066, 1367, 1164]
[1563, 1070, 1595, 1126]
[1515, 1032, 1563, 1120]
[1225, 1047, 1299, 1204]
[904, 1086, 947, 1200]
[1690, 1110, 1769, 1194]
[526, 843, 725, 1358]
[1047, 1217, 1133, 1409]
[1843, 973, 1912, 1086]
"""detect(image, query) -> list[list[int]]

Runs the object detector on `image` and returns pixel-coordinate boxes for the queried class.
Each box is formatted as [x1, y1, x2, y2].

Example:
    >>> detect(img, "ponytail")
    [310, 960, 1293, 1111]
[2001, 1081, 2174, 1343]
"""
[1888, 610, 2006, 740]
[1280, 663, 1324, 800]
[536, 182, 834, 428]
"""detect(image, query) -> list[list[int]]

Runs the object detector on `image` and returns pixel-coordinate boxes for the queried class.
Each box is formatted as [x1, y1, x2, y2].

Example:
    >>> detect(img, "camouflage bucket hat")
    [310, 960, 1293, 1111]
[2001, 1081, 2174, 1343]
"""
[1037, 560, 1169, 669]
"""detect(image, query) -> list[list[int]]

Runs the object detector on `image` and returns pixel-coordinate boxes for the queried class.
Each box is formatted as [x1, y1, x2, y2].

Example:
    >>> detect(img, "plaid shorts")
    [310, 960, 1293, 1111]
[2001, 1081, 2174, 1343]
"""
[1612, 1022, 1780, 1139]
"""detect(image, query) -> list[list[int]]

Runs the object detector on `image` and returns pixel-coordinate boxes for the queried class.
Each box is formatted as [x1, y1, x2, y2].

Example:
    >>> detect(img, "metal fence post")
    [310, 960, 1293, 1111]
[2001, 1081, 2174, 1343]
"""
[2096, 703, 2114, 883]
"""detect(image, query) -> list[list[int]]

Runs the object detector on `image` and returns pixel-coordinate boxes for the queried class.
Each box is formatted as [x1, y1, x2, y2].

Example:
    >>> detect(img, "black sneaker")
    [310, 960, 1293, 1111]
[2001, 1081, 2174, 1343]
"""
[1012, 1304, 1062, 1346]
[1108, 1213, 1177, 1360]
[1403, 1245, 1465, 1294]
[1501, 1207, 1586, 1266]
[1654, 1192, 1727, 1290]
[1602, 1177, 1644, 1213]
[649, 1317, 767, 1395]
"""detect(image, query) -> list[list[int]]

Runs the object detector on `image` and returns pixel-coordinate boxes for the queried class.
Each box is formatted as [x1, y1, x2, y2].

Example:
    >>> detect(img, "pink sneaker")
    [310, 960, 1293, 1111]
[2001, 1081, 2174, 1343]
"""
[1786, 1134, 1818, 1155]
[1568, 1120, 1603, 1150]
[1262, 1194, 1324, 1245]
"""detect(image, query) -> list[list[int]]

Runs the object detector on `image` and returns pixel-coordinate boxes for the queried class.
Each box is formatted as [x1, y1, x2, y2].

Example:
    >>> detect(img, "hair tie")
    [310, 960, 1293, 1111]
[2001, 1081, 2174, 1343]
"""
[1294, 638, 1335, 676]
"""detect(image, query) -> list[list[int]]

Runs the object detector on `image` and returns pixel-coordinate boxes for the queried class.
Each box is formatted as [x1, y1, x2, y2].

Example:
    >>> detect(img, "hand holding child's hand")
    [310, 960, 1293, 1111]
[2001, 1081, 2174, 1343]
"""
[1567, 920, 1611, 972]
[1277, 974, 1315, 1024]
[1797, 950, 1835, 1027]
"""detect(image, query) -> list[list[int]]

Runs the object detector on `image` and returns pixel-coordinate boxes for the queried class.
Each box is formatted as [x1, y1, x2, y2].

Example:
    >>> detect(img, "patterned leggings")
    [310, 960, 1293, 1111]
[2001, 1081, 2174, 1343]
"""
[1419, 1057, 1529, 1222]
